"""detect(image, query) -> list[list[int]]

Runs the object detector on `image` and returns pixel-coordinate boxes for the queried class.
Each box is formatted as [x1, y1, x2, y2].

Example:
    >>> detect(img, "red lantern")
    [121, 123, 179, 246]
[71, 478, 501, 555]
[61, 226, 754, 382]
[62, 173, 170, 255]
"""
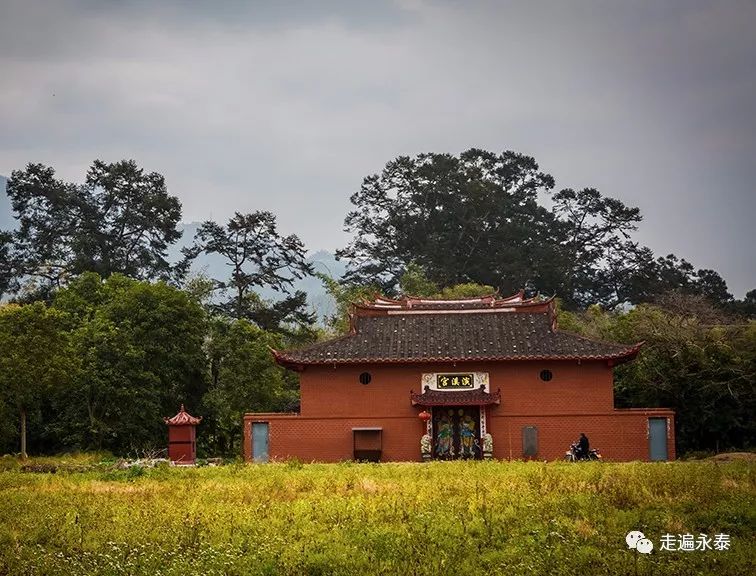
[418, 410, 431, 422]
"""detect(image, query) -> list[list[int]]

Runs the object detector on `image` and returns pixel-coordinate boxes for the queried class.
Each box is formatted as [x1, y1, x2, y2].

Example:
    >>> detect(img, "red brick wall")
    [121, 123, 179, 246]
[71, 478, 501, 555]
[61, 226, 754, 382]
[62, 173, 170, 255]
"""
[243, 410, 675, 462]
[244, 415, 426, 462]
[298, 360, 615, 418]
[243, 360, 675, 462]
[487, 409, 676, 461]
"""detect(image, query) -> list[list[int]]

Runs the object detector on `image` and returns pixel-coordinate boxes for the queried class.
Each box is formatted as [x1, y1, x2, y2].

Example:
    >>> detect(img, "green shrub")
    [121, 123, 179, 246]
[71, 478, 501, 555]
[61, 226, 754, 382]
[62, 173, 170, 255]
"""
[0, 455, 20, 472]
[125, 464, 145, 479]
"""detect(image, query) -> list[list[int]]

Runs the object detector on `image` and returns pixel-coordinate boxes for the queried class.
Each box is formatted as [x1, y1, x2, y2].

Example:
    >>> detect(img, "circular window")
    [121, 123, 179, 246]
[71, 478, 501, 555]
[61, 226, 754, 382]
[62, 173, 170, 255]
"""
[359, 372, 372, 385]
[539, 369, 553, 382]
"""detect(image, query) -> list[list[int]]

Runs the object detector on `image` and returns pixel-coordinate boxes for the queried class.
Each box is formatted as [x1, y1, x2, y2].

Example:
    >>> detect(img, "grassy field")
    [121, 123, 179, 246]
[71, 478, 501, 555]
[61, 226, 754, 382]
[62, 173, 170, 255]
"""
[0, 456, 754, 576]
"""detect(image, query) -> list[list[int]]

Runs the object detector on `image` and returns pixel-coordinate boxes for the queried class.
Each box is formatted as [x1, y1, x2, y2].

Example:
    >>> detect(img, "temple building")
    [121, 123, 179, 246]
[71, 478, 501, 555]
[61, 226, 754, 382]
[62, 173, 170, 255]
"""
[243, 293, 675, 463]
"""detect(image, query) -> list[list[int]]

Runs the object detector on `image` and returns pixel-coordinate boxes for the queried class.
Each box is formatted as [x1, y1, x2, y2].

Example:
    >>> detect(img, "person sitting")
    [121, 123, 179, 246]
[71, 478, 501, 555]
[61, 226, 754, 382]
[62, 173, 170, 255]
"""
[577, 433, 590, 460]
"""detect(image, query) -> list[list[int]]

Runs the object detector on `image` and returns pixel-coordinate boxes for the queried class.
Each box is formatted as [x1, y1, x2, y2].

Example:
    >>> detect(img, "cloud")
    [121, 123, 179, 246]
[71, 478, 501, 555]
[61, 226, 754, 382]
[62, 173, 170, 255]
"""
[0, 0, 754, 296]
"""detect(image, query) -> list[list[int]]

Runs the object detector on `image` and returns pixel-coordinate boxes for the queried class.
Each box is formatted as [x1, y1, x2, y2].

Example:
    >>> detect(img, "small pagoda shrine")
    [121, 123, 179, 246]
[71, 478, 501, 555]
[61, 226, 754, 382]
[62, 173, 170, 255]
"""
[164, 404, 202, 465]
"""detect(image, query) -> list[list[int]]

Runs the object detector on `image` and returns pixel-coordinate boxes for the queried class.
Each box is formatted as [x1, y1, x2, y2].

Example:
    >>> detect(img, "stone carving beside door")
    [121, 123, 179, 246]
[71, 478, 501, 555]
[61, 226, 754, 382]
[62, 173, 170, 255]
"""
[420, 434, 432, 461]
[482, 433, 493, 459]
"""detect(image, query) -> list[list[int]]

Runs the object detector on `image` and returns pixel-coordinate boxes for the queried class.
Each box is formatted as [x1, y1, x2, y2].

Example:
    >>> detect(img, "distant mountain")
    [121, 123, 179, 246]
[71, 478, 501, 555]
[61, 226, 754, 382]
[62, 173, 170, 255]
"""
[0, 183, 345, 321]
[295, 249, 348, 321]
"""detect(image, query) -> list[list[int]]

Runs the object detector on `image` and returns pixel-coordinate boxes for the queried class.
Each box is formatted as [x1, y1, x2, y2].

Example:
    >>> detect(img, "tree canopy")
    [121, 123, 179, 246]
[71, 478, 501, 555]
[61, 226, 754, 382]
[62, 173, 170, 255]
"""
[0, 302, 74, 457]
[46, 273, 208, 453]
[337, 149, 564, 297]
[5, 160, 182, 293]
[559, 298, 755, 454]
[182, 211, 316, 336]
[0, 158, 323, 457]
[0, 231, 17, 298]
[337, 148, 741, 312]
[398, 262, 495, 299]
[200, 319, 294, 455]
[0, 151, 752, 459]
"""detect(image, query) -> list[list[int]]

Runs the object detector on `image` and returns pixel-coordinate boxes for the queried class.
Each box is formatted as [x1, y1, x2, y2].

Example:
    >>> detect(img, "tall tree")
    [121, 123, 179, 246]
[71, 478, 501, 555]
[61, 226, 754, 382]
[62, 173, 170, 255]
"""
[0, 302, 74, 458]
[200, 319, 292, 456]
[398, 262, 440, 297]
[49, 273, 207, 453]
[338, 148, 736, 311]
[0, 231, 18, 298]
[337, 149, 565, 295]
[627, 254, 734, 309]
[398, 263, 495, 299]
[561, 299, 755, 454]
[5, 160, 182, 292]
[731, 289, 756, 319]
[317, 272, 380, 335]
[182, 212, 314, 328]
[242, 290, 317, 343]
[551, 187, 648, 309]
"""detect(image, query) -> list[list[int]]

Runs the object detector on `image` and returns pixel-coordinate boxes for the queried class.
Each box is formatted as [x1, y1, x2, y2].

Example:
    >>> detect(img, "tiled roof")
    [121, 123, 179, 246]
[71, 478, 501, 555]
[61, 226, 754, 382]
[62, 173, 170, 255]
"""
[273, 297, 642, 368]
[411, 385, 501, 406]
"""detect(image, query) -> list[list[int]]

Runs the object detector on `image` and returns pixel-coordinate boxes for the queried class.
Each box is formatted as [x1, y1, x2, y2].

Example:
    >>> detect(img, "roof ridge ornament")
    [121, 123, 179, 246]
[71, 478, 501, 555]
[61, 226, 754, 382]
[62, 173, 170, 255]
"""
[352, 290, 541, 314]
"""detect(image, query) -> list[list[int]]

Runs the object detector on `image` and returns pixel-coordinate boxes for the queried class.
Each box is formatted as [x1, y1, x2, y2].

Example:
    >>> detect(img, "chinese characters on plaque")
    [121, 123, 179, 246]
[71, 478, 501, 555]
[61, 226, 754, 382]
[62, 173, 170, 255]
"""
[436, 374, 474, 389]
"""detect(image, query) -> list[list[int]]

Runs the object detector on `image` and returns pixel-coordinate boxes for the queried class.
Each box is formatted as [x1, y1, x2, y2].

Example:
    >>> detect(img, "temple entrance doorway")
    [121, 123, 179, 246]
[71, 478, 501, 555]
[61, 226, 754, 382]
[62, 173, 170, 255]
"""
[431, 406, 481, 460]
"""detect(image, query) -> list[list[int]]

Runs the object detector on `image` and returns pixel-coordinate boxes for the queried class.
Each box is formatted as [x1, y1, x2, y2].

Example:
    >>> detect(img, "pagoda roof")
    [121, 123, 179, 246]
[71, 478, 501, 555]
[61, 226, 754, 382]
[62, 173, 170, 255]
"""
[163, 404, 202, 426]
[272, 293, 642, 369]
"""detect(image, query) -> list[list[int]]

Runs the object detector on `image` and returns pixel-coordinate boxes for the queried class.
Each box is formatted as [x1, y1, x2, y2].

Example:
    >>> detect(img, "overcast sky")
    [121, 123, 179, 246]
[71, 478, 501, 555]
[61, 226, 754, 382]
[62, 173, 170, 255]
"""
[1, 0, 754, 297]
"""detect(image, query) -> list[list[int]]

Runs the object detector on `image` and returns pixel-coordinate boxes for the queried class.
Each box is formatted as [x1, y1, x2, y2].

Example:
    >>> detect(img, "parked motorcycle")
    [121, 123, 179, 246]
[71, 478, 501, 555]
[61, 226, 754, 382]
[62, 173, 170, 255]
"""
[564, 442, 602, 462]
